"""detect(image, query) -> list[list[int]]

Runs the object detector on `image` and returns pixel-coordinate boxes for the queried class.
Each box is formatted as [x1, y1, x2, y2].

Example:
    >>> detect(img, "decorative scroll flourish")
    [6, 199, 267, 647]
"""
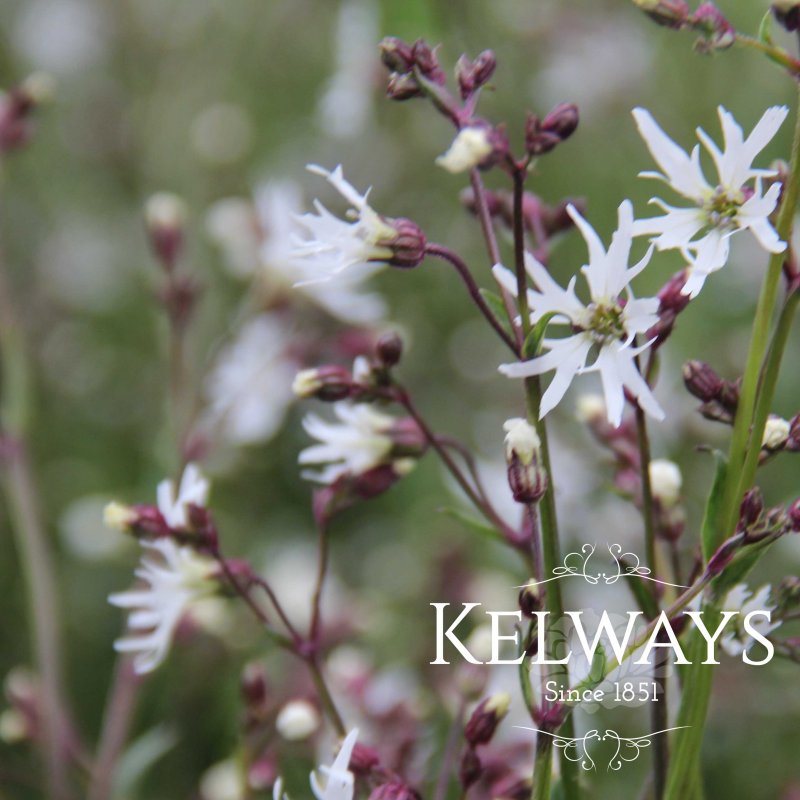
[516, 726, 690, 772]
[518, 542, 690, 590]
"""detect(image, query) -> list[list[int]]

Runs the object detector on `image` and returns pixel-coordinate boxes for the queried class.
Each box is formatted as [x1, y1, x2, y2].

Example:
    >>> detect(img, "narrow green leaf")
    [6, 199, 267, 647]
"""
[479, 288, 514, 337]
[619, 558, 659, 619]
[758, 10, 774, 46]
[112, 725, 178, 798]
[523, 312, 558, 359]
[701, 450, 728, 562]
[439, 507, 506, 543]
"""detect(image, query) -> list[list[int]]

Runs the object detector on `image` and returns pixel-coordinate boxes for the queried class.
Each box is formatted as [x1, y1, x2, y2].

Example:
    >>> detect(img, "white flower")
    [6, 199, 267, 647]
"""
[762, 415, 790, 449]
[632, 105, 788, 298]
[299, 402, 395, 484]
[204, 314, 297, 445]
[276, 699, 321, 741]
[496, 201, 663, 427]
[436, 126, 494, 173]
[291, 165, 397, 289]
[258, 181, 387, 324]
[720, 584, 781, 657]
[109, 538, 217, 674]
[311, 728, 359, 800]
[649, 459, 682, 507]
[200, 759, 243, 800]
[503, 418, 541, 465]
[156, 463, 210, 530]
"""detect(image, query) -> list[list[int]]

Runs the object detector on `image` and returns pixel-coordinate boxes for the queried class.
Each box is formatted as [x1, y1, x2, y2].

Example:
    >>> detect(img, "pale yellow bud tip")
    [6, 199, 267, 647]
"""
[103, 502, 136, 532]
[503, 417, 540, 465]
[436, 126, 493, 174]
[486, 691, 511, 718]
[145, 192, 187, 230]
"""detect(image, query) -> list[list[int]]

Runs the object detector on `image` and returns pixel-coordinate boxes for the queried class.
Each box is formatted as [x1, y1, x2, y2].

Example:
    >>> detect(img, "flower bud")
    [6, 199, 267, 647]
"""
[541, 103, 579, 143]
[293, 366, 353, 401]
[386, 72, 422, 101]
[103, 502, 170, 539]
[464, 692, 510, 747]
[788, 499, 800, 532]
[436, 124, 505, 174]
[275, 699, 320, 741]
[382, 218, 427, 269]
[519, 582, 542, 618]
[455, 50, 497, 98]
[632, 0, 690, 28]
[706, 536, 740, 576]
[349, 742, 381, 775]
[762, 415, 790, 451]
[247, 755, 277, 791]
[739, 487, 764, 530]
[503, 418, 547, 504]
[376, 331, 403, 367]
[683, 360, 723, 403]
[369, 783, 420, 800]
[103, 502, 138, 533]
[524, 112, 561, 156]
[379, 37, 415, 73]
[786, 415, 800, 452]
[0, 73, 54, 154]
[412, 39, 446, 85]
[240, 661, 268, 708]
[692, 3, 736, 52]
[0, 709, 29, 744]
[575, 394, 606, 425]
[145, 192, 187, 268]
[649, 459, 682, 508]
[459, 748, 482, 789]
[773, 1, 800, 31]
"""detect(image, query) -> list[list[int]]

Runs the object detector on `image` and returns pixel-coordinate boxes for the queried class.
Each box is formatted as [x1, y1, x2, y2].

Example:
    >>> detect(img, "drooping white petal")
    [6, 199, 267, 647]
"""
[310, 729, 358, 800]
[632, 108, 709, 201]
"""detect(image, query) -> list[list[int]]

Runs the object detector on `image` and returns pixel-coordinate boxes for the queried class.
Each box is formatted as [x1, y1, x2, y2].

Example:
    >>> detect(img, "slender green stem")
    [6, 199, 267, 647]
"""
[634, 403, 668, 799]
[510, 165, 578, 800]
[0, 259, 71, 800]
[306, 657, 346, 738]
[719, 90, 800, 545]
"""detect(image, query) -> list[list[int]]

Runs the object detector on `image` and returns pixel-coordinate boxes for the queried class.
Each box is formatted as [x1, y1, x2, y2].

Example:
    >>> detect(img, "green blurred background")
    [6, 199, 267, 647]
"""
[1, 0, 799, 797]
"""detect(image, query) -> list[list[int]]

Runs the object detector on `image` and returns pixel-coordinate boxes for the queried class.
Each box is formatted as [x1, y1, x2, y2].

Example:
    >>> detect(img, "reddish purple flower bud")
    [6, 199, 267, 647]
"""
[524, 112, 561, 156]
[786, 415, 800, 452]
[369, 783, 420, 800]
[491, 775, 533, 800]
[455, 50, 497, 98]
[773, 2, 800, 32]
[103, 502, 170, 539]
[382, 217, 427, 269]
[459, 748, 482, 789]
[145, 193, 187, 269]
[386, 72, 422, 101]
[541, 103, 579, 142]
[412, 39, 446, 85]
[240, 661, 269, 708]
[504, 419, 547, 504]
[376, 331, 403, 367]
[349, 742, 381, 776]
[739, 487, 764, 530]
[706, 536, 740, 577]
[379, 37, 415, 73]
[464, 693, 510, 747]
[683, 360, 723, 403]
[159, 274, 200, 331]
[788, 499, 800, 532]
[633, 0, 690, 28]
[389, 418, 427, 456]
[692, 3, 736, 51]
[293, 365, 354, 401]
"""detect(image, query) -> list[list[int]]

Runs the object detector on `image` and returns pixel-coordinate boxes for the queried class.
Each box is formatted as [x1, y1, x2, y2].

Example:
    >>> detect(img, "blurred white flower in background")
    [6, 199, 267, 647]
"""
[204, 314, 298, 446]
[206, 182, 386, 324]
[109, 537, 218, 674]
[317, 0, 379, 140]
[200, 758, 243, 800]
[191, 102, 254, 166]
[496, 201, 663, 426]
[299, 402, 396, 484]
[633, 105, 787, 298]
[537, 12, 650, 115]
[719, 584, 780, 657]
[276, 699, 321, 741]
[14, 0, 109, 74]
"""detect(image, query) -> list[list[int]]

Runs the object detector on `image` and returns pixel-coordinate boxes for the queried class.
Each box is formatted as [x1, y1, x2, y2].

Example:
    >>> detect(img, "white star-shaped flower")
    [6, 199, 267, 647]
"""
[310, 729, 359, 800]
[109, 538, 217, 674]
[496, 201, 663, 427]
[632, 105, 788, 298]
[204, 314, 297, 445]
[719, 584, 780, 657]
[299, 402, 396, 484]
[156, 462, 210, 530]
[291, 165, 398, 288]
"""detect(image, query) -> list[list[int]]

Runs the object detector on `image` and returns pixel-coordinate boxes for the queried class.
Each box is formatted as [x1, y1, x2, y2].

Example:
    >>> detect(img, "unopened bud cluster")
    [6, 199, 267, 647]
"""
[0, 73, 53, 155]
[459, 693, 510, 789]
[524, 103, 579, 156]
[683, 360, 740, 424]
